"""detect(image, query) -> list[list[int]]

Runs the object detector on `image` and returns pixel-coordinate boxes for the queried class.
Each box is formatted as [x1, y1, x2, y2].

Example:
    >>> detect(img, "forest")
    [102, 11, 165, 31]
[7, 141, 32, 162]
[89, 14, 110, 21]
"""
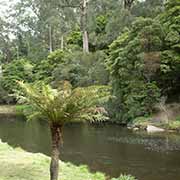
[0, 0, 180, 180]
[0, 0, 180, 123]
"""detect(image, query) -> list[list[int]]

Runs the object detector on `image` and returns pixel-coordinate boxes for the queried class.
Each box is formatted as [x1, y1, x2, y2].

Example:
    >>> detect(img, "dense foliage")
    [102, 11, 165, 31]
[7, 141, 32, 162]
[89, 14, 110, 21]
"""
[0, 59, 34, 103]
[107, 0, 180, 122]
[18, 81, 110, 123]
[0, 0, 179, 123]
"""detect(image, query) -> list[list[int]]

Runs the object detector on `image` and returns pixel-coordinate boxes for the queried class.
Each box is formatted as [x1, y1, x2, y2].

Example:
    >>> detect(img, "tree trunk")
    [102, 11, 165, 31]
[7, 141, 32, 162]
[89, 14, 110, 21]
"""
[16, 45, 19, 59]
[83, 30, 89, 53]
[81, 0, 89, 53]
[61, 35, 64, 50]
[49, 25, 53, 53]
[0, 64, 2, 78]
[50, 124, 62, 180]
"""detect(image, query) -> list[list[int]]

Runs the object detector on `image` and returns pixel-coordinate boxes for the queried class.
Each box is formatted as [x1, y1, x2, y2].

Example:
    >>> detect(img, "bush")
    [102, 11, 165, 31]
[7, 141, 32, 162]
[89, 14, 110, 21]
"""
[175, 116, 180, 122]
[33, 49, 65, 83]
[106, 18, 163, 123]
[111, 174, 137, 180]
[167, 121, 180, 130]
[67, 29, 83, 47]
[0, 81, 13, 104]
[52, 50, 109, 87]
[0, 59, 34, 103]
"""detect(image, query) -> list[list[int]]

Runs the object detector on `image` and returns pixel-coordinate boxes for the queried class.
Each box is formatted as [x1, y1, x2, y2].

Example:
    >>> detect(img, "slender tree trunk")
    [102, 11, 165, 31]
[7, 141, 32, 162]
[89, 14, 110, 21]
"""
[61, 35, 64, 50]
[50, 124, 62, 180]
[83, 31, 89, 53]
[81, 0, 89, 53]
[49, 25, 53, 53]
[0, 64, 2, 78]
[16, 45, 19, 59]
[26, 39, 30, 58]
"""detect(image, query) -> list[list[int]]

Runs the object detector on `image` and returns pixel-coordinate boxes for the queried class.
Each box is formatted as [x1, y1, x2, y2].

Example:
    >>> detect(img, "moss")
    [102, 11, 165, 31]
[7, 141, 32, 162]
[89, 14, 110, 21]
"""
[0, 139, 105, 180]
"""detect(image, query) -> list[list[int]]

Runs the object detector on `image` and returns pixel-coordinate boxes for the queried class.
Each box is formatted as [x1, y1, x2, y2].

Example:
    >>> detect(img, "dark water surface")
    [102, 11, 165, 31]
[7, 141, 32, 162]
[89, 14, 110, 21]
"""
[0, 116, 180, 180]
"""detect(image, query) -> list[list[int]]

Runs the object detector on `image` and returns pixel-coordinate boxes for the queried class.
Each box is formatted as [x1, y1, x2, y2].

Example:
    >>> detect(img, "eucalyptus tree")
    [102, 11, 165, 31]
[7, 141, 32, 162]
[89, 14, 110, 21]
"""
[18, 81, 109, 180]
[131, 0, 164, 18]
[58, 0, 90, 53]
[9, 0, 75, 60]
[13, 0, 58, 53]
[0, 17, 14, 63]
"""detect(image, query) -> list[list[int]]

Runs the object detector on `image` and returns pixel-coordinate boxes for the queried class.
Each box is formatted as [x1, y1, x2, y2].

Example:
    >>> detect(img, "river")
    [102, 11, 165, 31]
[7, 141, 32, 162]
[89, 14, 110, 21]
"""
[0, 116, 180, 180]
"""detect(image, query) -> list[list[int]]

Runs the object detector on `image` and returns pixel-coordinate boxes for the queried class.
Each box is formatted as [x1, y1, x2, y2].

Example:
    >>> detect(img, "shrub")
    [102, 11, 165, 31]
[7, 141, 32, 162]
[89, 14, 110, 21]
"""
[33, 50, 65, 83]
[0, 59, 34, 103]
[111, 174, 137, 180]
[52, 50, 109, 87]
[106, 18, 163, 123]
[168, 121, 180, 130]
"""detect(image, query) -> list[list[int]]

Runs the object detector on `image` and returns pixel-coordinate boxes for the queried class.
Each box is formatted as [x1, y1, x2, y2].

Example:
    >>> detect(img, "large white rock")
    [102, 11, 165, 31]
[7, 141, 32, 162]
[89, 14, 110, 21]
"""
[147, 125, 165, 133]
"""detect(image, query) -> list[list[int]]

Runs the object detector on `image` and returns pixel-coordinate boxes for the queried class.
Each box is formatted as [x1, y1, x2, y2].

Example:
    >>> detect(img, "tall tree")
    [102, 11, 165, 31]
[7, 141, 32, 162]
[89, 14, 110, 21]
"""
[81, 0, 89, 53]
[0, 17, 14, 63]
[57, 0, 90, 53]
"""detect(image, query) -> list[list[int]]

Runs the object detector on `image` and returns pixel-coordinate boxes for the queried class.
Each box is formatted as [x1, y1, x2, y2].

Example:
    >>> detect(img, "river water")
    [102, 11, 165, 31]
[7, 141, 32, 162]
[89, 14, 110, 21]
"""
[0, 116, 180, 180]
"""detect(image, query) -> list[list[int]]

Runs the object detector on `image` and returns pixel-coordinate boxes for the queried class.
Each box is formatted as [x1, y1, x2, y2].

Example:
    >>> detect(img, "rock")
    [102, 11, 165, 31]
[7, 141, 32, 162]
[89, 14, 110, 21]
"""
[133, 127, 139, 131]
[147, 125, 165, 133]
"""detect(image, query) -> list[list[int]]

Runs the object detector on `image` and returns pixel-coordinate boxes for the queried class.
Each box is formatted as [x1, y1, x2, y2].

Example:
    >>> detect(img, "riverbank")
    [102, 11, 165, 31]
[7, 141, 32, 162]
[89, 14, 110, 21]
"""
[0, 139, 105, 180]
[0, 105, 27, 118]
[0, 105, 17, 115]
[128, 103, 180, 133]
[1, 104, 180, 133]
[0, 139, 137, 180]
[130, 116, 180, 133]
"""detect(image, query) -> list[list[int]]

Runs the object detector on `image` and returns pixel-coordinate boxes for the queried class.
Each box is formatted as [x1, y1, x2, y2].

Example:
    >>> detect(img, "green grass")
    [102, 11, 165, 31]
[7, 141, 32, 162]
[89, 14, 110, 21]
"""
[15, 105, 27, 112]
[0, 139, 105, 180]
[15, 105, 30, 116]
[164, 121, 180, 131]
[0, 139, 137, 180]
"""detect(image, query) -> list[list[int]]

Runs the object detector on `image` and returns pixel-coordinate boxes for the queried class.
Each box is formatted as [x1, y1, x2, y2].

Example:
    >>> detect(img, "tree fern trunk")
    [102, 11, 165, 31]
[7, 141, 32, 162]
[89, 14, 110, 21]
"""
[50, 124, 62, 180]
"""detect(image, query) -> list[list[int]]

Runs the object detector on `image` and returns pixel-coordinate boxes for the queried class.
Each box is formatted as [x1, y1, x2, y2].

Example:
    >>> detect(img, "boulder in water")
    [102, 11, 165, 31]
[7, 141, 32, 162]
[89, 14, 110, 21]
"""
[147, 125, 165, 133]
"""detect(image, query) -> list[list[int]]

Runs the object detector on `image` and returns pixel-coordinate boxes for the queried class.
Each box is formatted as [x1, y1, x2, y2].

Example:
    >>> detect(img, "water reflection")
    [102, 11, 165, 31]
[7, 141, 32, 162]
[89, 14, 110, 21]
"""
[0, 116, 180, 180]
[108, 133, 180, 152]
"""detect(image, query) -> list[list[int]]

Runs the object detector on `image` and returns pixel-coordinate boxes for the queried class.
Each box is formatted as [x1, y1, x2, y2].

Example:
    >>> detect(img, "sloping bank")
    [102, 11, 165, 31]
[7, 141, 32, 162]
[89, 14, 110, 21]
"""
[0, 140, 136, 180]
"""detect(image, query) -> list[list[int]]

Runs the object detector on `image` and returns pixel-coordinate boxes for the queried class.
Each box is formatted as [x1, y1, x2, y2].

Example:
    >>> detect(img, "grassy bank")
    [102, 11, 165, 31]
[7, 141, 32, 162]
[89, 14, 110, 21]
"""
[0, 139, 105, 180]
[0, 105, 17, 115]
[132, 116, 180, 132]
[0, 140, 136, 180]
[0, 105, 28, 116]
